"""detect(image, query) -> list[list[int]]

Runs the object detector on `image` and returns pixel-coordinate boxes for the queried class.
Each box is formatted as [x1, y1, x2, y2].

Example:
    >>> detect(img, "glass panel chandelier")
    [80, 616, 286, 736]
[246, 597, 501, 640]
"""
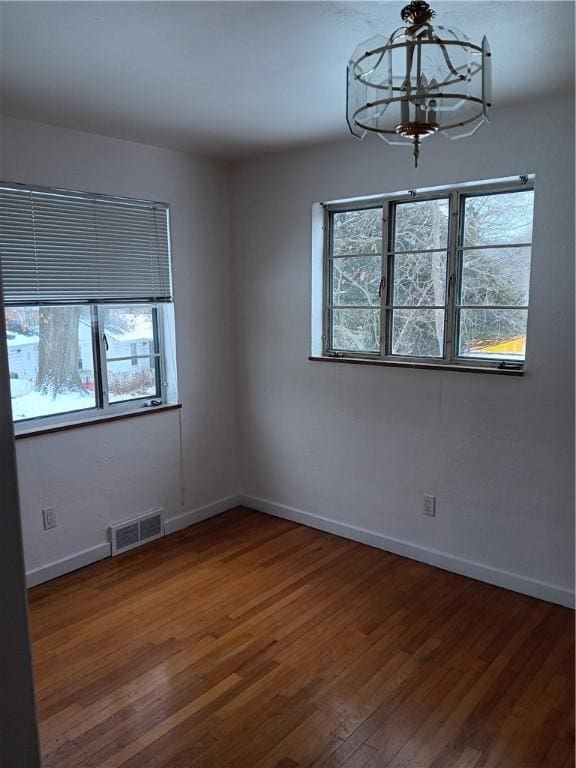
[346, 0, 492, 167]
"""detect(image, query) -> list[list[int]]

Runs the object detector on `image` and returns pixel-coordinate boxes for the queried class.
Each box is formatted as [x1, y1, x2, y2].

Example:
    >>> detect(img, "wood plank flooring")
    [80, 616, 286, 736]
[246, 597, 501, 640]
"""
[28, 507, 575, 768]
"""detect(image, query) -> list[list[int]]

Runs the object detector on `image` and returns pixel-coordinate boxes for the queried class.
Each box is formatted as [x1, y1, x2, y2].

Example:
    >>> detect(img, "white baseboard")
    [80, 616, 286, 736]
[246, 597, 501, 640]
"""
[240, 493, 575, 609]
[26, 542, 111, 588]
[26, 494, 242, 588]
[26, 493, 573, 609]
[164, 494, 241, 534]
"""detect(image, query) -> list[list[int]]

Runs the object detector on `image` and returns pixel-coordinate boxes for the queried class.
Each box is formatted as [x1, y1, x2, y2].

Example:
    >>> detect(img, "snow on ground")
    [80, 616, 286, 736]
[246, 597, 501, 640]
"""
[11, 390, 96, 421]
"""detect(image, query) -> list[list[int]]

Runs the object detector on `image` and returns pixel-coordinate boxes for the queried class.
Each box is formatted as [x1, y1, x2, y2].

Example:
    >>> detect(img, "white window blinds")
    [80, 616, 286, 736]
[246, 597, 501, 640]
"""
[0, 184, 172, 306]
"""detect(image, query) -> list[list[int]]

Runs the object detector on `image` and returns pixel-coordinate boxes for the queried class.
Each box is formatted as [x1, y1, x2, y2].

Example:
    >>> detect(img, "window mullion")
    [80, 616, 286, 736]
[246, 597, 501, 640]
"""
[445, 191, 460, 361]
[90, 305, 104, 410]
[322, 207, 331, 354]
[381, 202, 394, 357]
[153, 307, 166, 401]
[96, 306, 110, 410]
[106, 353, 161, 363]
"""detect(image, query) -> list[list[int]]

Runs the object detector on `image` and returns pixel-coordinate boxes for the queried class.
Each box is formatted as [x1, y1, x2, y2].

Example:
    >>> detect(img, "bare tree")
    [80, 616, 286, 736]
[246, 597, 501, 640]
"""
[330, 191, 532, 356]
[36, 307, 84, 396]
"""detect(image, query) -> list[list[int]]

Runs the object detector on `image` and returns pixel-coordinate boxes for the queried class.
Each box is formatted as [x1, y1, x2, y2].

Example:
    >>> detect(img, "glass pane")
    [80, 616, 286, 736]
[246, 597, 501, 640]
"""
[102, 305, 155, 359]
[6, 306, 96, 421]
[102, 305, 159, 404]
[458, 308, 528, 360]
[463, 190, 534, 246]
[331, 308, 380, 352]
[394, 199, 449, 252]
[330, 256, 381, 306]
[392, 309, 445, 357]
[332, 208, 382, 256]
[107, 358, 159, 403]
[460, 247, 531, 306]
[392, 252, 447, 306]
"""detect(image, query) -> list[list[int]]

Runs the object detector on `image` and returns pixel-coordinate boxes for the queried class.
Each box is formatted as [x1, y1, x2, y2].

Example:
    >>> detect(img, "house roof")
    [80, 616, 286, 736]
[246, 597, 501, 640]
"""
[79, 315, 152, 344]
[6, 331, 39, 348]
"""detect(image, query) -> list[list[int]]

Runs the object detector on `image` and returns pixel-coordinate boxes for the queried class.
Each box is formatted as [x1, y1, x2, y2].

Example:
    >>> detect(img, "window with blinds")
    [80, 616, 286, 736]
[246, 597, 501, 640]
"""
[0, 182, 176, 428]
[0, 184, 172, 306]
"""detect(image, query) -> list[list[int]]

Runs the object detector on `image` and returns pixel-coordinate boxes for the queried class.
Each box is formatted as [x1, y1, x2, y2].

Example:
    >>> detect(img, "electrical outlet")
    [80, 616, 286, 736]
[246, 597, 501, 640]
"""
[423, 495, 436, 517]
[42, 507, 57, 530]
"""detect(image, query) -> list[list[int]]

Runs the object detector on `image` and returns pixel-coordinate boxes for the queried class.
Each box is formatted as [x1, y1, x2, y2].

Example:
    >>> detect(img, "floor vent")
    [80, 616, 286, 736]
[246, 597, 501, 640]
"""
[109, 509, 165, 555]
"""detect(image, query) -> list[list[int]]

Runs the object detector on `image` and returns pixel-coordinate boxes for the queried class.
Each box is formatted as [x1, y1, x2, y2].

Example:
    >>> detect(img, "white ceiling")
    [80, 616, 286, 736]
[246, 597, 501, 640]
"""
[0, 1, 573, 158]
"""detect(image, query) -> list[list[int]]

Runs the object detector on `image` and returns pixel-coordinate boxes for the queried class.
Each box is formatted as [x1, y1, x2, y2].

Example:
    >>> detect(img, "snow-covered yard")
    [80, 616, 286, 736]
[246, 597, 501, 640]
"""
[10, 390, 96, 422]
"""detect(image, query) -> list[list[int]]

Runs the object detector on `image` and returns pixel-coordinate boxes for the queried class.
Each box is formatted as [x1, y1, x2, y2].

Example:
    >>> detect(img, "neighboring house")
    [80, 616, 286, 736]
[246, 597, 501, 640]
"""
[5, 316, 153, 397]
[78, 317, 154, 375]
[6, 331, 39, 381]
[470, 335, 526, 359]
[6, 330, 39, 396]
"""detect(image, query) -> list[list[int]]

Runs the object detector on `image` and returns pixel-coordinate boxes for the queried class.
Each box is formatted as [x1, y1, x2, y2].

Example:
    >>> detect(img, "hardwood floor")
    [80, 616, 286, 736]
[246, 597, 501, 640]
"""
[28, 507, 574, 768]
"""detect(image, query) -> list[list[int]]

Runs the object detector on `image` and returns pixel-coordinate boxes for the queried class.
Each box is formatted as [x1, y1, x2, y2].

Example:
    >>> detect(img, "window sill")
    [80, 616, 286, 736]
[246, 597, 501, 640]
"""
[308, 356, 525, 376]
[14, 402, 182, 440]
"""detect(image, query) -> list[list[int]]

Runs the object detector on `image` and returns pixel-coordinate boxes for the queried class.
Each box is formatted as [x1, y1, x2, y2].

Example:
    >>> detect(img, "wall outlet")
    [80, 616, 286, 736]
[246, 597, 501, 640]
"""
[423, 495, 436, 517]
[42, 507, 57, 530]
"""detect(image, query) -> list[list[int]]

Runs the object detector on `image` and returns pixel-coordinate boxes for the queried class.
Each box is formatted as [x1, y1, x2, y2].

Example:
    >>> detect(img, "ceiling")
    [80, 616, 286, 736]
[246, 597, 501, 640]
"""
[0, 1, 573, 158]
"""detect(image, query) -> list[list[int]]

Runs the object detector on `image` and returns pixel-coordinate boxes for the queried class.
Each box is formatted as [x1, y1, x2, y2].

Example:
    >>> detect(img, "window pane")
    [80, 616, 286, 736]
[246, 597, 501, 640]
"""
[458, 308, 528, 360]
[332, 208, 382, 256]
[460, 247, 531, 306]
[102, 305, 155, 357]
[102, 305, 159, 404]
[392, 309, 444, 357]
[463, 190, 534, 246]
[107, 358, 159, 403]
[6, 306, 96, 421]
[331, 308, 379, 352]
[330, 256, 381, 306]
[392, 252, 447, 306]
[394, 199, 449, 252]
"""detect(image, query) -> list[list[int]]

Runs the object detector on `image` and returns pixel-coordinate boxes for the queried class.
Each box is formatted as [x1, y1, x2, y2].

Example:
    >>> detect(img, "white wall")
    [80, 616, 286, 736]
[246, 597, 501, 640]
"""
[0, 116, 239, 578]
[1, 99, 573, 607]
[231, 95, 575, 605]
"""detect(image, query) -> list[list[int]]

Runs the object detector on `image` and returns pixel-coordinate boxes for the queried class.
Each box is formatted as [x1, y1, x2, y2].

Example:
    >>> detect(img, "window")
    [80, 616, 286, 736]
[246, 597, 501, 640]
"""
[322, 177, 534, 370]
[103, 305, 161, 403]
[1, 183, 176, 427]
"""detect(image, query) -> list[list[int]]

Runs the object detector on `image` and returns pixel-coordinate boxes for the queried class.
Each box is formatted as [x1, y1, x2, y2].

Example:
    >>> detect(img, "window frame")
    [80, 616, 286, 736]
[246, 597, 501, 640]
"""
[321, 176, 534, 371]
[7, 302, 170, 433]
[326, 204, 383, 356]
[94, 303, 166, 411]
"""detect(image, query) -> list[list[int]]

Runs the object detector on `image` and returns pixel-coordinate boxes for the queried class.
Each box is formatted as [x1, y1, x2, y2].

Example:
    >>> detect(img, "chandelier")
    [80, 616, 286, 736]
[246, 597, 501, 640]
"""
[346, 0, 492, 167]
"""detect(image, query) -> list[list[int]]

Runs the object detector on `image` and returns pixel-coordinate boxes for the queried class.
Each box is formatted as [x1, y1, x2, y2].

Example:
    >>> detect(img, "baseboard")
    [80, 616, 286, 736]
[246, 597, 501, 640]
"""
[26, 493, 573, 608]
[240, 493, 575, 609]
[164, 494, 242, 534]
[26, 542, 111, 588]
[26, 494, 242, 588]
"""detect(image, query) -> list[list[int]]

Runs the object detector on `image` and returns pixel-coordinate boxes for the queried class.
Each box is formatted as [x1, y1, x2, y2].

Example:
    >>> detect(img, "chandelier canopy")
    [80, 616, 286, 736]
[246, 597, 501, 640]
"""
[346, 0, 492, 167]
